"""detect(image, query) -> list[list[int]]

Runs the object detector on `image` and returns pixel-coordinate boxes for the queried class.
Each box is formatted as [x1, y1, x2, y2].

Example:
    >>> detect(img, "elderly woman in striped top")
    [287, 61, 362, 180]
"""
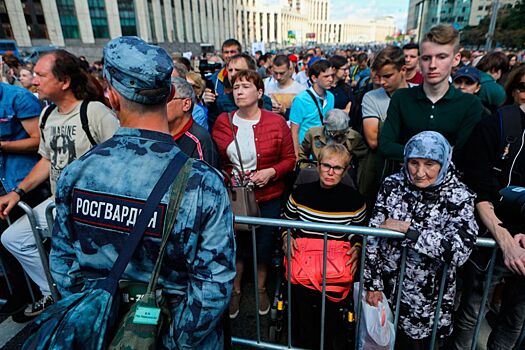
[282, 143, 366, 349]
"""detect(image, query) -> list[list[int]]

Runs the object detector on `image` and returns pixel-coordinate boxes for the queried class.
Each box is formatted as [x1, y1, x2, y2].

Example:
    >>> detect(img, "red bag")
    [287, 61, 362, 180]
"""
[284, 237, 353, 302]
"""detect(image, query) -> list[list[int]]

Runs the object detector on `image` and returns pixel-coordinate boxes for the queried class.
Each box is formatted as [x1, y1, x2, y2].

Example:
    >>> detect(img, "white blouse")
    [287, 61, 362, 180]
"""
[226, 112, 260, 172]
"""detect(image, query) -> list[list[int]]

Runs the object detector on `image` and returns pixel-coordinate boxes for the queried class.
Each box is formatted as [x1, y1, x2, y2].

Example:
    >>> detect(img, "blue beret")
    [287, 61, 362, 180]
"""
[103, 36, 173, 105]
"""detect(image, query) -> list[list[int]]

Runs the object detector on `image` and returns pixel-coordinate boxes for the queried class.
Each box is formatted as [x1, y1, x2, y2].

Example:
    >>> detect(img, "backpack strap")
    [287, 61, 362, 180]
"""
[80, 100, 97, 146]
[39, 104, 57, 144]
[305, 89, 324, 125]
[498, 105, 523, 161]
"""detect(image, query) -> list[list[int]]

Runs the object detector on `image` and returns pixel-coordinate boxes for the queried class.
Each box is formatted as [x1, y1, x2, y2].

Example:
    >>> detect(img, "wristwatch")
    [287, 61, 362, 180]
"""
[12, 187, 26, 198]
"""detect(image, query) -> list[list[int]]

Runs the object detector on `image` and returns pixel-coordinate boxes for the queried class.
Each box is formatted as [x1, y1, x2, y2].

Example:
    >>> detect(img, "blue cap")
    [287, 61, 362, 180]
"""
[453, 66, 480, 84]
[103, 36, 173, 105]
[307, 56, 322, 68]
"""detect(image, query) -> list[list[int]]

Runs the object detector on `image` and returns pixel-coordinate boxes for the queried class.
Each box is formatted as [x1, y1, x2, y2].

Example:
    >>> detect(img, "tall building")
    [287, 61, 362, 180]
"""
[468, 0, 519, 26]
[1, 0, 395, 60]
[237, 0, 395, 48]
[1, 0, 237, 59]
[406, 0, 520, 41]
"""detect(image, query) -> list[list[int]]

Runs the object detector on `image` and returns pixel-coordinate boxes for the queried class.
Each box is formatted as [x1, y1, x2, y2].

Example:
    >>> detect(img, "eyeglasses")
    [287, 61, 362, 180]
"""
[516, 82, 525, 93]
[319, 162, 346, 175]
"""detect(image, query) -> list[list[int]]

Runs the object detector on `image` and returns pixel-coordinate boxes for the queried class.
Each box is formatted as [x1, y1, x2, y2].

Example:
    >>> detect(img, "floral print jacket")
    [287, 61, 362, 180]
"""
[363, 169, 478, 340]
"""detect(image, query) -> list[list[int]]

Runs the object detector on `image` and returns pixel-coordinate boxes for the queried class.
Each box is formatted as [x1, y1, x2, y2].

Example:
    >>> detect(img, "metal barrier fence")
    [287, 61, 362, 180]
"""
[229, 215, 523, 350]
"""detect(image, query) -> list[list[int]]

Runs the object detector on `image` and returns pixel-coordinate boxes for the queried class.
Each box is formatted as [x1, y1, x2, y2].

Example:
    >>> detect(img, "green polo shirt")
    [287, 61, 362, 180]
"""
[379, 85, 483, 161]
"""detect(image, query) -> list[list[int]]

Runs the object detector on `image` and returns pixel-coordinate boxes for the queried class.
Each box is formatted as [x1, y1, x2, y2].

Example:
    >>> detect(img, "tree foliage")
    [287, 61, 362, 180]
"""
[461, 0, 525, 49]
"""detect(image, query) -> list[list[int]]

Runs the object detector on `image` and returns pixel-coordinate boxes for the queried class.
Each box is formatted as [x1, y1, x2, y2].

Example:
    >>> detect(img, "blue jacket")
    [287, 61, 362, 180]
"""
[50, 128, 236, 349]
[0, 83, 41, 191]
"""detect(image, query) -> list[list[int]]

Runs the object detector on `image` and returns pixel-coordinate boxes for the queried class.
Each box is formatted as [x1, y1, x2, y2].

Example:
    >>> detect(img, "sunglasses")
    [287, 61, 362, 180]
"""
[516, 82, 525, 93]
[325, 129, 348, 138]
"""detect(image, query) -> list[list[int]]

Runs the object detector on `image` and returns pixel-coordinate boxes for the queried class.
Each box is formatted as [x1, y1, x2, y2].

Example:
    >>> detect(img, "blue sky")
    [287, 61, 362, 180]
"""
[329, 0, 409, 30]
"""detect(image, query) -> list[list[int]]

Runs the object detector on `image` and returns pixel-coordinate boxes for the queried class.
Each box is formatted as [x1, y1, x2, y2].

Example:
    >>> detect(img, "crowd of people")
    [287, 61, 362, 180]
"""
[0, 23, 523, 350]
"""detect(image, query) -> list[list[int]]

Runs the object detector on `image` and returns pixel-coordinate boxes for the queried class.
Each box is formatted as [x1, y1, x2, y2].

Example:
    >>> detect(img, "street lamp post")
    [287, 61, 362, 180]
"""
[485, 0, 500, 51]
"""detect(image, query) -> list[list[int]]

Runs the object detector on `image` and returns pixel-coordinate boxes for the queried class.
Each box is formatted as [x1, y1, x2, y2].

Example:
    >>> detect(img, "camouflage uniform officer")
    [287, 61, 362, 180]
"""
[50, 37, 236, 349]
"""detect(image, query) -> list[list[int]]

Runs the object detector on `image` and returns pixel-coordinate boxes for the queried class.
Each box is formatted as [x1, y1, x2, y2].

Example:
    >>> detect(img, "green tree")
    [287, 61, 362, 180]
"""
[461, 0, 525, 49]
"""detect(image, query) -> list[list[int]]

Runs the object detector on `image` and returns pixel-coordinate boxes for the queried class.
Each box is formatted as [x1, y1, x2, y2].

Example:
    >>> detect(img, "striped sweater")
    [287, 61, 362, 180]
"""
[283, 181, 367, 241]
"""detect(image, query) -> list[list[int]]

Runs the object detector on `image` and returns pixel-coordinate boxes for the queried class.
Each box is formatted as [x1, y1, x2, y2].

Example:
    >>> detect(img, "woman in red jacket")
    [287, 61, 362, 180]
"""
[212, 69, 295, 319]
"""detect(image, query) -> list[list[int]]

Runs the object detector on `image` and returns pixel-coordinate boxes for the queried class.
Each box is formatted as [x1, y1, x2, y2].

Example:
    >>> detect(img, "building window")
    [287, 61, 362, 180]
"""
[21, 0, 49, 39]
[0, 0, 14, 39]
[88, 0, 109, 38]
[160, 1, 167, 40]
[485, 5, 490, 10]
[118, 0, 137, 36]
[147, 0, 156, 41]
[56, 0, 80, 39]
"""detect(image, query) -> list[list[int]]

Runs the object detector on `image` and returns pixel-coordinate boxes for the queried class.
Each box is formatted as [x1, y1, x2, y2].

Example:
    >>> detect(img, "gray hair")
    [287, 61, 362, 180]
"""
[171, 76, 196, 104]
[323, 109, 349, 131]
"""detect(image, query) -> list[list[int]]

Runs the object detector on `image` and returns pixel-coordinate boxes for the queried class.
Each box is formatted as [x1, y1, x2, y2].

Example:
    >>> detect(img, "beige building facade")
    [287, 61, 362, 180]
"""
[0, 0, 394, 60]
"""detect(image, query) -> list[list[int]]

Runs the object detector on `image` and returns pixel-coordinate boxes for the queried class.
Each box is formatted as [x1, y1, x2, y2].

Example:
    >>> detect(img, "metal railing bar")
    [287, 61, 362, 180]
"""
[392, 246, 408, 350]
[355, 236, 368, 349]
[17, 201, 60, 301]
[232, 337, 308, 350]
[471, 247, 498, 350]
[230, 216, 499, 350]
[286, 228, 292, 348]
[319, 231, 328, 350]
[45, 202, 56, 235]
[429, 263, 450, 350]
[234, 217, 497, 248]
[251, 224, 261, 344]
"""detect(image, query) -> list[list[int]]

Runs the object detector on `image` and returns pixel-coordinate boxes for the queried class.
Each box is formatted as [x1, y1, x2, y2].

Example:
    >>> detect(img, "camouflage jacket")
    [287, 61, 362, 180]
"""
[50, 128, 236, 349]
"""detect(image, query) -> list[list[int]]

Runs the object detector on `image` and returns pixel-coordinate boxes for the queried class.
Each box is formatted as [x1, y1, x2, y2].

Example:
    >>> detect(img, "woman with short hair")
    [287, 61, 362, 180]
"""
[212, 69, 295, 319]
[283, 143, 366, 349]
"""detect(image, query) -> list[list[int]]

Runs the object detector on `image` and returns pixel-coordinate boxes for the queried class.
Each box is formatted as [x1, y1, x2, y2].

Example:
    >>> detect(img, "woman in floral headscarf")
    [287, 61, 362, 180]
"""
[363, 131, 478, 349]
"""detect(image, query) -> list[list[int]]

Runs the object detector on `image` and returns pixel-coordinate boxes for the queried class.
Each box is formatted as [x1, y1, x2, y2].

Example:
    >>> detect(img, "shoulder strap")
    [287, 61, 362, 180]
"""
[39, 104, 57, 144]
[305, 89, 324, 125]
[498, 105, 523, 161]
[227, 112, 246, 175]
[147, 159, 193, 293]
[80, 100, 97, 146]
[97, 151, 189, 294]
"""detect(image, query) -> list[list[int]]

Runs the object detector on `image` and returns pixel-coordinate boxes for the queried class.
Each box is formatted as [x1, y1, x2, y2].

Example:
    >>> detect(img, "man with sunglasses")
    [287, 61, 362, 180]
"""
[299, 108, 366, 169]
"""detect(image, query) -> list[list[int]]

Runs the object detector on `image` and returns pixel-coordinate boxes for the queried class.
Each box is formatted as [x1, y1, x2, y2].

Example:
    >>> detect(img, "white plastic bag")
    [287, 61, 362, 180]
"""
[353, 283, 395, 350]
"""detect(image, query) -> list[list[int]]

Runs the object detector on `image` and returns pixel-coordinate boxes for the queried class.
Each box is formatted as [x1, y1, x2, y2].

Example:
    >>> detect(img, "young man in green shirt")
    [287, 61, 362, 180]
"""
[379, 25, 483, 165]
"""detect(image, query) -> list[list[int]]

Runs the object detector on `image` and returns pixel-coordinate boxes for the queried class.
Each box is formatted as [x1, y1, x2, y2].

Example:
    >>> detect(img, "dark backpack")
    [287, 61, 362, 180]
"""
[39, 100, 97, 146]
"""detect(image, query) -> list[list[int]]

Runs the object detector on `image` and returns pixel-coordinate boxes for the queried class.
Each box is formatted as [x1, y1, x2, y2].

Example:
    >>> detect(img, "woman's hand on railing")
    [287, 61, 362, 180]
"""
[365, 290, 383, 307]
[347, 244, 360, 276]
[282, 233, 298, 257]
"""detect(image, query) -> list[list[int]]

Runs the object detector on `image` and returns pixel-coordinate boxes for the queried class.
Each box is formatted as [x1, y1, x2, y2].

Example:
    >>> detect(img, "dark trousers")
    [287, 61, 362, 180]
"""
[452, 258, 525, 350]
[290, 284, 353, 350]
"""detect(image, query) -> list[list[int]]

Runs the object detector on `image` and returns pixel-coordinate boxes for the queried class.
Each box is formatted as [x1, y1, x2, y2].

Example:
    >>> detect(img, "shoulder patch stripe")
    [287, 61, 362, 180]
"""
[71, 188, 166, 237]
